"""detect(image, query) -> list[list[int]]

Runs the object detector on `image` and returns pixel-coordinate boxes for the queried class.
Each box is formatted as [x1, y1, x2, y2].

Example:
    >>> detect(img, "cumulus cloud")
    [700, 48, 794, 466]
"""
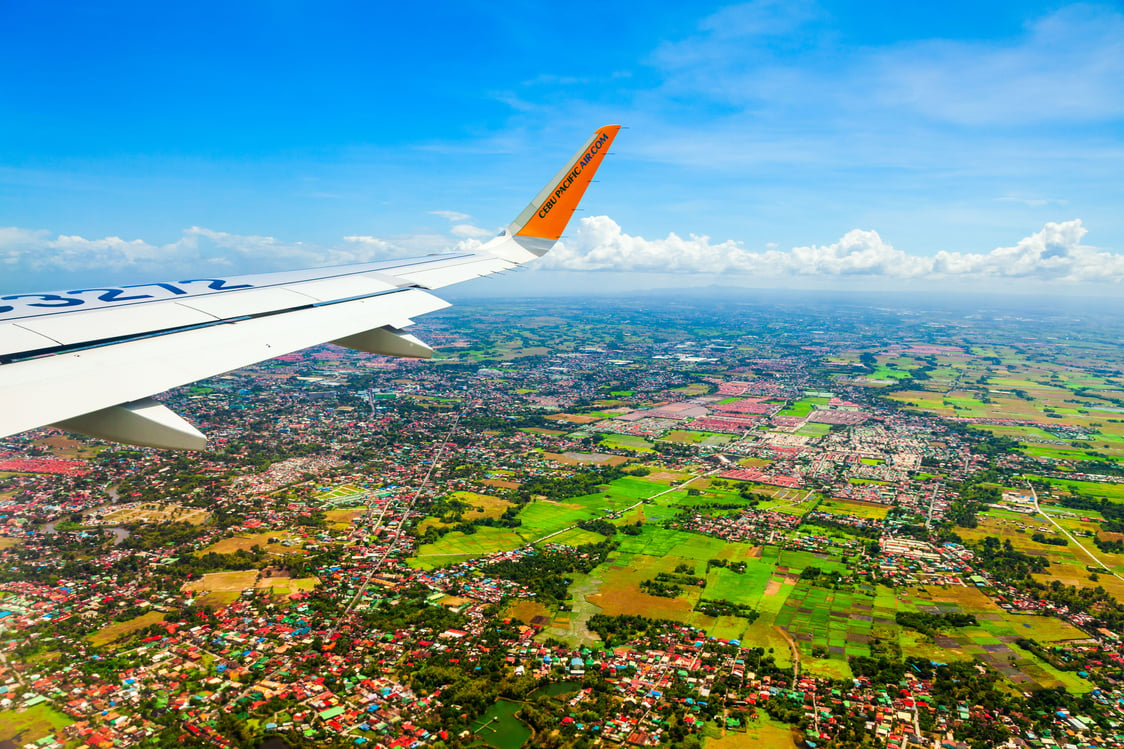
[0, 224, 479, 287]
[2, 216, 1121, 290]
[428, 209, 495, 240]
[542, 216, 1124, 283]
[428, 210, 471, 222]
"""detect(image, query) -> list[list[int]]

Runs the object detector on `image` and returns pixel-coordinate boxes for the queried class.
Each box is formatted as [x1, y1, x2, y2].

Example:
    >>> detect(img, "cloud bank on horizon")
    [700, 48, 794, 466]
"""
[2, 216, 1121, 290]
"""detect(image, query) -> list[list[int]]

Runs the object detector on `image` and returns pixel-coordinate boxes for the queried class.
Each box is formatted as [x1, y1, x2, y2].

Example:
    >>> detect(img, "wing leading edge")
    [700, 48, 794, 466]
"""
[0, 125, 621, 449]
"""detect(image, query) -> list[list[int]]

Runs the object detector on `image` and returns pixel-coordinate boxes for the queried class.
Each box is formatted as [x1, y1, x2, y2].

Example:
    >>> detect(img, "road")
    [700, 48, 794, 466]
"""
[1027, 481, 1124, 583]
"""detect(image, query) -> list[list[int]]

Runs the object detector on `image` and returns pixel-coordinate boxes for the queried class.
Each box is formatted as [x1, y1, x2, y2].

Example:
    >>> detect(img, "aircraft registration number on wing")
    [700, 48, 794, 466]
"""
[0, 279, 254, 317]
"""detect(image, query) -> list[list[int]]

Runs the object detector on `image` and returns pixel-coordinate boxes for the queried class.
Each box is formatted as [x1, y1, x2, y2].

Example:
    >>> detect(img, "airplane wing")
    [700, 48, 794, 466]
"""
[0, 125, 620, 450]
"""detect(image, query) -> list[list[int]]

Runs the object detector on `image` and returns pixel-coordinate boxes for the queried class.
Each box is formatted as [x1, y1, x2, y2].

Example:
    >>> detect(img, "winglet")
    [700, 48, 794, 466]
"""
[507, 125, 621, 244]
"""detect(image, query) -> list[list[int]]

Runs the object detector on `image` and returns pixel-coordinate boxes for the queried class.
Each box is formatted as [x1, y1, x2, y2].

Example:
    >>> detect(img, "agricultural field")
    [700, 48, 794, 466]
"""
[777, 396, 830, 417]
[774, 583, 879, 678]
[817, 497, 891, 520]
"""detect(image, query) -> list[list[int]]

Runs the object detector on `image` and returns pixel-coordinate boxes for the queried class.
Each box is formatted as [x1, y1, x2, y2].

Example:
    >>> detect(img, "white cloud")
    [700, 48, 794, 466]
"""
[450, 224, 494, 239]
[429, 210, 471, 222]
[3, 216, 1122, 291]
[428, 210, 495, 240]
[650, 3, 1124, 127]
[542, 215, 1124, 283]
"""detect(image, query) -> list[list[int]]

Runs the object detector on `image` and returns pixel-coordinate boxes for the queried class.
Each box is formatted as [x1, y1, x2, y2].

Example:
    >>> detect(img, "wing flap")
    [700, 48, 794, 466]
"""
[0, 323, 63, 355]
[177, 287, 318, 320]
[16, 303, 220, 347]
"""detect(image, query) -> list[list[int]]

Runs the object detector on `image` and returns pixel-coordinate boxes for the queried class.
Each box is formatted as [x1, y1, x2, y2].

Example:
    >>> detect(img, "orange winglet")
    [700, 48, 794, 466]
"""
[512, 125, 621, 241]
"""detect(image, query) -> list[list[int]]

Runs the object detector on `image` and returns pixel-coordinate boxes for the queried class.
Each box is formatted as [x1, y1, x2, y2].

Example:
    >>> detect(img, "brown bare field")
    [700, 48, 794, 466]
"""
[0, 537, 21, 549]
[506, 599, 553, 626]
[197, 532, 293, 555]
[325, 509, 363, 530]
[647, 470, 691, 482]
[437, 595, 471, 609]
[88, 611, 165, 647]
[481, 478, 521, 489]
[546, 413, 601, 424]
[588, 583, 695, 619]
[587, 554, 701, 621]
[193, 590, 241, 607]
[103, 503, 210, 526]
[34, 435, 84, 457]
[182, 570, 260, 594]
[543, 452, 630, 467]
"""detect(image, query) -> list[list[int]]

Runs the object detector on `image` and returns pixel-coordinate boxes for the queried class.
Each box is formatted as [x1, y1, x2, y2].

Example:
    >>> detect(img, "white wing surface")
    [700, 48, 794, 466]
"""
[0, 125, 621, 449]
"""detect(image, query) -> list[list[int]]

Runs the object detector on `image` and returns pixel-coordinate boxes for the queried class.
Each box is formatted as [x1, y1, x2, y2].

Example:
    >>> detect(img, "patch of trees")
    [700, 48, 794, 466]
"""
[694, 599, 759, 621]
[802, 514, 881, 539]
[640, 571, 705, 598]
[971, 536, 1049, 579]
[1031, 532, 1068, 546]
[895, 611, 978, 637]
[640, 579, 681, 598]
[576, 518, 617, 536]
[799, 565, 847, 587]
[707, 558, 747, 573]
[486, 541, 616, 603]
[120, 522, 204, 551]
[588, 613, 678, 648]
[515, 466, 626, 502]
[948, 481, 1003, 528]
[174, 547, 265, 578]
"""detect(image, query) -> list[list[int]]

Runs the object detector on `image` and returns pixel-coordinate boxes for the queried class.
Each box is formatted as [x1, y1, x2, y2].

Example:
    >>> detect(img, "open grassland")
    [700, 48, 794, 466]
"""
[256, 575, 318, 599]
[88, 611, 166, 647]
[587, 553, 701, 622]
[959, 512, 1124, 582]
[817, 497, 891, 520]
[103, 502, 210, 525]
[0, 704, 72, 746]
[663, 430, 710, 443]
[1039, 477, 1124, 501]
[0, 537, 20, 549]
[705, 718, 798, 749]
[183, 570, 260, 594]
[599, 434, 656, 452]
[197, 531, 294, 556]
[777, 396, 830, 417]
[325, 508, 364, 530]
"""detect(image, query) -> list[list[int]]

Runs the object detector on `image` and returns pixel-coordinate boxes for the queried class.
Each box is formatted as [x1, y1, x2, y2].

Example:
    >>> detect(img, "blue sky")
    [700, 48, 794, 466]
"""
[2, 0, 1123, 295]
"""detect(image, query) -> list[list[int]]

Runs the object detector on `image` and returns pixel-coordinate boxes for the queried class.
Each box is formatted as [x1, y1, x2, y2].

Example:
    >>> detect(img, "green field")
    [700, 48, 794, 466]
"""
[0, 704, 72, 745]
[777, 397, 831, 417]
